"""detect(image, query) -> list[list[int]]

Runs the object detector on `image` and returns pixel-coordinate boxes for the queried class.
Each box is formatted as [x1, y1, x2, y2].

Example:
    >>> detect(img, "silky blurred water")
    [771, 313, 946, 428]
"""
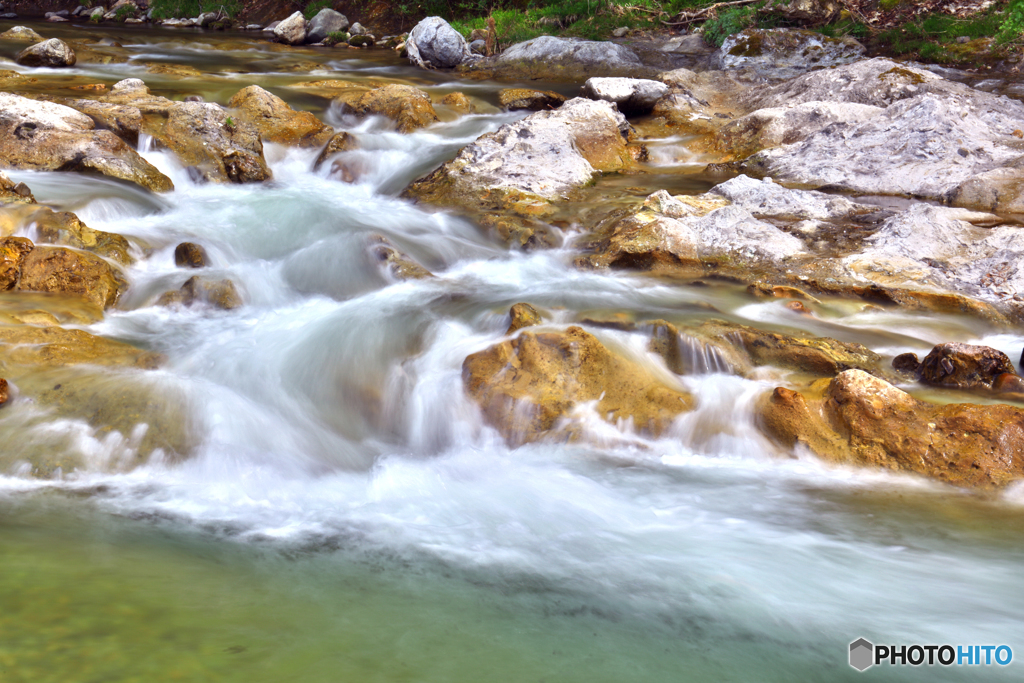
[0, 21, 1022, 683]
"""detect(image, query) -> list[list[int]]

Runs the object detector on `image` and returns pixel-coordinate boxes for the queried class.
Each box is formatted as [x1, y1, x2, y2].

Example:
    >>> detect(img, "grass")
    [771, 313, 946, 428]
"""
[149, 0, 240, 20]
[875, 6, 1005, 62]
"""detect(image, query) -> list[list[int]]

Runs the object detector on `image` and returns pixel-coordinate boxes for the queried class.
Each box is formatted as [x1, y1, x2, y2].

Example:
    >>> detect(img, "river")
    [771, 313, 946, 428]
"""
[0, 21, 1022, 682]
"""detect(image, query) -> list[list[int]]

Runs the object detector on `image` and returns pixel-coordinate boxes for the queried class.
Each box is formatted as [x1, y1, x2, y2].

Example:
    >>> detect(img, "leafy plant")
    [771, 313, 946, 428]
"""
[1000, 0, 1024, 43]
[115, 4, 134, 21]
[702, 5, 756, 47]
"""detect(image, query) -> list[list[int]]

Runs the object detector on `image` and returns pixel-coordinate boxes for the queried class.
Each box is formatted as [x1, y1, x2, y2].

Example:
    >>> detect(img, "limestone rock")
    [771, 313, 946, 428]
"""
[717, 29, 864, 75]
[580, 77, 669, 116]
[506, 303, 541, 334]
[16, 38, 76, 67]
[472, 36, 656, 81]
[438, 92, 474, 114]
[49, 98, 142, 147]
[463, 325, 695, 445]
[15, 243, 125, 310]
[228, 85, 334, 148]
[405, 98, 639, 215]
[345, 84, 439, 134]
[0, 26, 43, 42]
[306, 8, 349, 44]
[497, 89, 566, 112]
[0, 92, 172, 193]
[174, 242, 208, 268]
[406, 16, 475, 69]
[274, 12, 307, 46]
[757, 369, 1024, 489]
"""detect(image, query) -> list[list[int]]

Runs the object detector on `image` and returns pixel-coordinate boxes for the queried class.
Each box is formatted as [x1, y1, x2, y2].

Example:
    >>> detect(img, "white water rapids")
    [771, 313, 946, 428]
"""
[0, 24, 1022, 682]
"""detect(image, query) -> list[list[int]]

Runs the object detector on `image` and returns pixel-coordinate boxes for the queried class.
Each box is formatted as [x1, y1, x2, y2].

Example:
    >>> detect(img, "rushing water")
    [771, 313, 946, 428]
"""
[1, 21, 1023, 682]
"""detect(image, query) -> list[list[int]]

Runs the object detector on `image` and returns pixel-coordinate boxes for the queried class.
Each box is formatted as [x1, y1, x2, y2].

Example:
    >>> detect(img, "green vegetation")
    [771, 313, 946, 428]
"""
[114, 4, 135, 21]
[149, 0, 239, 20]
[304, 0, 332, 20]
[1000, 0, 1024, 42]
[875, 5, 1004, 62]
[702, 4, 758, 47]
[324, 30, 351, 46]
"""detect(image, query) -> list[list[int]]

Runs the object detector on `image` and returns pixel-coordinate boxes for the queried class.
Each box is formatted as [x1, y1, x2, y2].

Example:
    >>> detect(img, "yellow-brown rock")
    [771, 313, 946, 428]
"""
[228, 85, 334, 148]
[497, 88, 566, 111]
[0, 324, 162, 369]
[758, 369, 1024, 489]
[506, 303, 541, 334]
[463, 325, 695, 445]
[346, 84, 439, 133]
[438, 91, 474, 114]
[0, 377, 7, 406]
[367, 235, 432, 281]
[157, 275, 242, 309]
[0, 170, 35, 205]
[16, 245, 125, 310]
[25, 205, 131, 265]
[312, 131, 358, 171]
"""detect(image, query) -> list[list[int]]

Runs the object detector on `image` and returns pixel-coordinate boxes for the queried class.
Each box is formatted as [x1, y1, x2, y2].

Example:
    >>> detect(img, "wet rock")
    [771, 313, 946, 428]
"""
[0, 324, 161, 369]
[659, 34, 710, 55]
[757, 369, 1024, 489]
[478, 214, 562, 250]
[405, 98, 640, 216]
[16, 38, 76, 67]
[580, 77, 669, 116]
[0, 171, 34, 205]
[274, 11, 307, 46]
[227, 85, 334, 148]
[0, 377, 7, 406]
[406, 16, 476, 69]
[918, 342, 1016, 390]
[18, 205, 132, 265]
[0, 26, 42, 42]
[367, 235, 432, 281]
[306, 8, 349, 44]
[143, 62, 203, 78]
[312, 131, 358, 171]
[759, 0, 840, 24]
[0, 92, 172, 193]
[438, 91, 474, 114]
[15, 243, 125, 310]
[497, 88, 566, 112]
[892, 352, 921, 376]
[344, 84, 440, 134]
[463, 325, 695, 445]
[506, 302, 541, 334]
[0, 236, 33, 290]
[47, 98, 142, 147]
[709, 174, 875, 221]
[174, 242, 208, 268]
[717, 28, 864, 75]
[468, 36, 657, 81]
[157, 275, 242, 310]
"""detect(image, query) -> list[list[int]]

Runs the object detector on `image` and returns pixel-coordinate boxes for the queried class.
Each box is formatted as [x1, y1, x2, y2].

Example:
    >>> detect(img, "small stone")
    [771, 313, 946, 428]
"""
[612, 27, 629, 38]
[506, 303, 542, 334]
[174, 242, 208, 268]
[497, 88, 567, 112]
[956, 35, 971, 44]
[0, 378, 8, 406]
[892, 352, 921, 375]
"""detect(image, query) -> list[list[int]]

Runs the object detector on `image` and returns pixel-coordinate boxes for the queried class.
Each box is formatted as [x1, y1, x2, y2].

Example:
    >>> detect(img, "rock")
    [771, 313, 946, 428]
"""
[759, 0, 839, 24]
[717, 29, 864, 75]
[405, 98, 640, 216]
[0, 236, 33, 290]
[0, 170, 35, 205]
[15, 38, 76, 68]
[612, 27, 629, 38]
[104, 83, 270, 184]
[0, 26, 42, 42]
[709, 174, 875, 221]
[0, 377, 7, 406]
[437, 92, 474, 114]
[506, 302, 541, 334]
[0, 323, 161, 369]
[11, 240, 125, 310]
[344, 84, 439, 134]
[406, 16, 475, 69]
[463, 325, 695, 445]
[469, 39, 486, 55]
[349, 22, 366, 35]
[659, 34, 710, 55]
[916, 342, 1017, 390]
[367, 235, 432, 280]
[580, 77, 670, 116]
[497, 88, 566, 112]
[758, 369, 1024, 489]
[471, 36, 655, 81]
[157, 275, 242, 309]
[227, 85, 334, 148]
[174, 242, 207, 268]
[312, 131, 358, 171]
[469, 28, 489, 42]
[2, 204, 133, 265]
[0, 92, 172, 193]
[197, 11, 218, 28]
[273, 11, 307, 46]
[306, 8, 349, 43]
[48, 98, 142, 147]
[348, 34, 374, 48]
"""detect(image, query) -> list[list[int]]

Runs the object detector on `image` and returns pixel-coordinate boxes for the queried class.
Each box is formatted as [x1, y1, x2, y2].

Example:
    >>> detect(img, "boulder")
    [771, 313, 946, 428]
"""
[6, 239, 125, 310]
[0, 26, 43, 42]
[0, 92, 172, 193]
[463, 325, 695, 445]
[227, 85, 334, 148]
[306, 8, 349, 43]
[470, 36, 656, 81]
[497, 88, 566, 112]
[902, 342, 1017, 391]
[348, 35, 374, 48]
[47, 98, 142, 147]
[15, 38, 76, 68]
[406, 16, 475, 69]
[0, 204, 133, 265]
[758, 369, 1024, 489]
[405, 98, 641, 216]
[273, 11, 307, 46]
[157, 275, 242, 309]
[343, 84, 439, 133]
[174, 242, 208, 268]
[716, 28, 864, 75]
[580, 77, 670, 115]
[349, 22, 365, 35]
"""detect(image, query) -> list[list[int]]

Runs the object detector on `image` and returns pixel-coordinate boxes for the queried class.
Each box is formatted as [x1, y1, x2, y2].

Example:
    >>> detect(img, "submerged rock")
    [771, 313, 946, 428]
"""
[405, 98, 641, 216]
[0, 92, 172, 193]
[313, 131, 358, 171]
[758, 369, 1024, 489]
[228, 85, 334, 148]
[437, 91, 474, 114]
[367, 235, 432, 281]
[406, 16, 476, 69]
[15, 38, 76, 67]
[463, 325, 695, 445]
[497, 88, 566, 112]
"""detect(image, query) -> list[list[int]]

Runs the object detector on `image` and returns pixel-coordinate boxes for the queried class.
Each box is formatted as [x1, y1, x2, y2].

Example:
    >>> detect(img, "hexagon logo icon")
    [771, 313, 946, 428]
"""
[850, 638, 874, 671]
